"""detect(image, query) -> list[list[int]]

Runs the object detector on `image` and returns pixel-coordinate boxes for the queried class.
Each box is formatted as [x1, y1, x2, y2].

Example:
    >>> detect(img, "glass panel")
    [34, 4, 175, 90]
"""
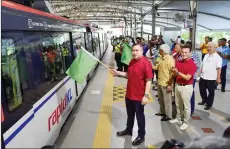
[99, 33, 104, 53]
[1, 32, 72, 110]
[72, 32, 85, 56]
[92, 33, 100, 58]
[104, 33, 108, 49]
[1, 36, 23, 111]
[85, 32, 93, 54]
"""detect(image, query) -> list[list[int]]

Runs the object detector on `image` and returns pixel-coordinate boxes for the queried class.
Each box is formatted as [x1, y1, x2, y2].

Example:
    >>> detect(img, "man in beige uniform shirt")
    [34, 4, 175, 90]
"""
[153, 44, 175, 121]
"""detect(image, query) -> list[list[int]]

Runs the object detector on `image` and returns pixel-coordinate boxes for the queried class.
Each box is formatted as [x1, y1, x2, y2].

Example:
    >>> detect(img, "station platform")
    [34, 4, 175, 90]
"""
[55, 45, 230, 148]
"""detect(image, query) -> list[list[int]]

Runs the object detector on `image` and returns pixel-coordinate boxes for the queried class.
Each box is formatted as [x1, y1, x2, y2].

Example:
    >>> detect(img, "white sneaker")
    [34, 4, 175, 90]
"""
[180, 123, 188, 131]
[169, 118, 179, 124]
[169, 119, 183, 125]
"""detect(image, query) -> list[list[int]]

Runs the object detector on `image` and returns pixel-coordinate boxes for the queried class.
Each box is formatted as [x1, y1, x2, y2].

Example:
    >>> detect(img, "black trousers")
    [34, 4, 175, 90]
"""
[1, 133, 5, 149]
[115, 53, 122, 71]
[155, 70, 158, 81]
[125, 98, 145, 138]
[122, 63, 128, 72]
[199, 78, 216, 107]
[221, 65, 227, 89]
[202, 54, 206, 61]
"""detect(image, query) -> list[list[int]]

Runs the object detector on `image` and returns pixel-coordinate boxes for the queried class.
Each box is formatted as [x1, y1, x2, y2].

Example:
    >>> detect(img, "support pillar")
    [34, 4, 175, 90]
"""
[152, 0, 156, 36]
[130, 16, 133, 37]
[134, 13, 137, 38]
[141, 19, 143, 38]
[141, 0, 143, 38]
[190, 0, 198, 51]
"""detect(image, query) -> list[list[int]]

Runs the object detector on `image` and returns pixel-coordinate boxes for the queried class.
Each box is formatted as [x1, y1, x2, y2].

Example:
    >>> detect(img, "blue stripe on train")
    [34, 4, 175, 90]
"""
[4, 77, 72, 146]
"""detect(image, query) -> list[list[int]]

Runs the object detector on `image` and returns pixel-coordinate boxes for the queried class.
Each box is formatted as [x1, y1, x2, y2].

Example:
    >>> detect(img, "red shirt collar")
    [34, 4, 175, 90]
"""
[133, 56, 143, 62]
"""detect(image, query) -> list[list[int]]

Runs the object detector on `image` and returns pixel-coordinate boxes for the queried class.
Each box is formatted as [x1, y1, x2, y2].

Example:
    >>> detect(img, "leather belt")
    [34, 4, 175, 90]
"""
[177, 83, 191, 86]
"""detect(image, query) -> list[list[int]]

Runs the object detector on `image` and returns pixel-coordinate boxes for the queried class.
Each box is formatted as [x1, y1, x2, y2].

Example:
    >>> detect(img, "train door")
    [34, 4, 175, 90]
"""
[84, 32, 95, 82]
[98, 33, 102, 58]
[71, 32, 86, 96]
[92, 32, 100, 59]
[1, 38, 22, 111]
[1, 33, 35, 148]
[84, 32, 94, 56]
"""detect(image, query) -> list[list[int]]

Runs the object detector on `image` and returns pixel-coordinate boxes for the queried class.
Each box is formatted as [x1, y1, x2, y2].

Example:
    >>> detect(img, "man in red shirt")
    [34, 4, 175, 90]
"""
[169, 44, 197, 131]
[112, 44, 153, 146]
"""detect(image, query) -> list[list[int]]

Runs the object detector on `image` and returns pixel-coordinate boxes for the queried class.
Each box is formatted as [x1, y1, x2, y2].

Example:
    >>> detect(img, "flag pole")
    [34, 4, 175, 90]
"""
[81, 47, 113, 72]
[97, 60, 112, 70]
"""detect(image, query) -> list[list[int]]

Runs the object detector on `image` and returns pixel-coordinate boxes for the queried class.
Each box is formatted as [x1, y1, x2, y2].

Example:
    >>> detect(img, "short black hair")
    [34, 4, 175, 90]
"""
[185, 41, 192, 48]
[132, 43, 143, 49]
[221, 38, 227, 42]
[182, 44, 192, 52]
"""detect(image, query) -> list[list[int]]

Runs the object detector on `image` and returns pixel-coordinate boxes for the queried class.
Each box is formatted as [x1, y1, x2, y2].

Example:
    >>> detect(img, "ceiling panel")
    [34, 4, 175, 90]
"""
[47, 0, 230, 31]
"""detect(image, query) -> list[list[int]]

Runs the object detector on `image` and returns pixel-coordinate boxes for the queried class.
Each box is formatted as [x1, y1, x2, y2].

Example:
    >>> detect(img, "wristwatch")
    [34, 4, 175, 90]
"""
[144, 94, 149, 98]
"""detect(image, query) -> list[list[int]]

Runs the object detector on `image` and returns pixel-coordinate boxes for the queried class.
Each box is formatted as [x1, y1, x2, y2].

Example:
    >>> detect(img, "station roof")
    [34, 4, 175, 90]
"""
[48, 0, 230, 31]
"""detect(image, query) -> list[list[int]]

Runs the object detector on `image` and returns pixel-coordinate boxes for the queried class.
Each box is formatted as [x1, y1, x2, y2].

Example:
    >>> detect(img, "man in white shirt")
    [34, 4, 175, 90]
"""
[198, 42, 222, 110]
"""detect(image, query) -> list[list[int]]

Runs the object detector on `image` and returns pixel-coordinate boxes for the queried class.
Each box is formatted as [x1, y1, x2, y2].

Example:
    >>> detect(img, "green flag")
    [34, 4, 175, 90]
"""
[121, 42, 133, 65]
[66, 47, 98, 84]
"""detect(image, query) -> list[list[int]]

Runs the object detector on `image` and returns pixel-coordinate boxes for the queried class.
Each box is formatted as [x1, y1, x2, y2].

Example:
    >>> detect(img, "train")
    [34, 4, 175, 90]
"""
[1, 1, 108, 148]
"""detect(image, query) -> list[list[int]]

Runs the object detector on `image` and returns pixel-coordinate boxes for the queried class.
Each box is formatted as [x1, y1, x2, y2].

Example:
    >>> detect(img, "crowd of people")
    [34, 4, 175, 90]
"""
[111, 35, 230, 146]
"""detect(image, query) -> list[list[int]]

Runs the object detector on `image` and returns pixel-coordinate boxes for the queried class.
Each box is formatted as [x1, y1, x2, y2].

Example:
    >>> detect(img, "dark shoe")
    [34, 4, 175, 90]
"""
[161, 117, 171, 121]
[221, 88, 225, 92]
[132, 137, 145, 146]
[198, 102, 205, 105]
[116, 130, 132, 136]
[155, 113, 166, 116]
[204, 106, 211, 110]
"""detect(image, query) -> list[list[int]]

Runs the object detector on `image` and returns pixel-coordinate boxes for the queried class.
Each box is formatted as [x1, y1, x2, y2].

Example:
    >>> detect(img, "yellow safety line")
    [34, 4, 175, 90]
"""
[93, 72, 114, 148]
[148, 144, 157, 148]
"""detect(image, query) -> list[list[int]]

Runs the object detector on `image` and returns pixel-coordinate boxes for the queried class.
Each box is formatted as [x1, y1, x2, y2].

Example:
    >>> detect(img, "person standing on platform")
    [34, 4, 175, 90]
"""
[141, 38, 149, 57]
[152, 44, 175, 121]
[198, 42, 222, 110]
[121, 39, 129, 72]
[200, 36, 209, 60]
[111, 44, 153, 146]
[216, 38, 230, 92]
[169, 45, 197, 131]
[136, 37, 141, 44]
[114, 41, 122, 71]
[228, 40, 230, 48]
[184, 41, 201, 115]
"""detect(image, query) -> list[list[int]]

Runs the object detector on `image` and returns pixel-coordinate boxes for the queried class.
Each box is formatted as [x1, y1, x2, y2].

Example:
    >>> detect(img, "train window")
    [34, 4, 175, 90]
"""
[1, 32, 73, 110]
[92, 33, 101, 58]
[84, 32, 93, 54]
[72, 32, 85, 56]
[1, 37, 23, 111]
[47, 32, 72, 71]
[92, 33, 97, 57]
